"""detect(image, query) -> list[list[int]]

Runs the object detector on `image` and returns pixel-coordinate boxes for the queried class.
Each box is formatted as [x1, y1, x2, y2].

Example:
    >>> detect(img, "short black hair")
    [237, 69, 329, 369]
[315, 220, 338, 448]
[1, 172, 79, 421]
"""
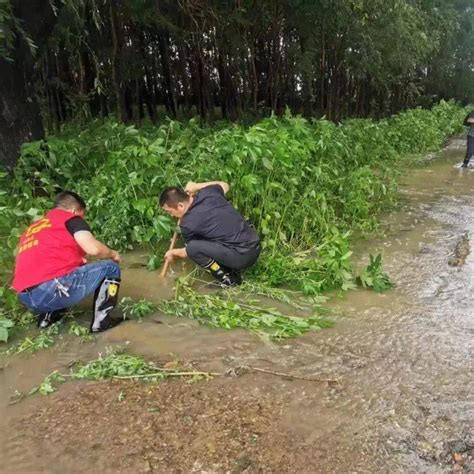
[54, 190, 87, 210]
[159, 187, 189, 208]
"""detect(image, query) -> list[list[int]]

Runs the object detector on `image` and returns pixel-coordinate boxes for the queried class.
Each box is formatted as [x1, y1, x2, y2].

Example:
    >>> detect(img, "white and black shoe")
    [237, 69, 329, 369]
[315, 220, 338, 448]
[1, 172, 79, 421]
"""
[37, 309, 66, 329]
[204, 260, 242, 289]
[90, 315, 123, 333]
[90, 278, 122, 333]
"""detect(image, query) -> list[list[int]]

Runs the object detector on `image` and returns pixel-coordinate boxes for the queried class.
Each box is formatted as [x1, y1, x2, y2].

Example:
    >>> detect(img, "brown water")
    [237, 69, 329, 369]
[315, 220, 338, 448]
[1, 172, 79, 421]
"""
[1, 139, 473, 472]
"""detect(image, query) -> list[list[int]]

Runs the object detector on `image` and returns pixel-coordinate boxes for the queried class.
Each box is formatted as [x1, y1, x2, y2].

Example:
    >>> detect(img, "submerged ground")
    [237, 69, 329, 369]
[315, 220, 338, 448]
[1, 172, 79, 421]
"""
[0, 139, 473, 473]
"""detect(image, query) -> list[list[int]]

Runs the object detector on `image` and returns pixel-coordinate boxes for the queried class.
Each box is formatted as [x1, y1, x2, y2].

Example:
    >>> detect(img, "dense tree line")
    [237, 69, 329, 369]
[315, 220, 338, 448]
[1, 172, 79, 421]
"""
[0, 0, 473, 167]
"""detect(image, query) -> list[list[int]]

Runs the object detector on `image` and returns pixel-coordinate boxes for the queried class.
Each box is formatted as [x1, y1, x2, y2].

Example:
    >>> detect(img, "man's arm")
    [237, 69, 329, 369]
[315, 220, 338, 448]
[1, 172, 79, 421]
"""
[164, 224, 192, 262]
[465, 111, 474, 125]
[164, 247, 187, 262]
[74, 231, 120, 262]
[185, 181, 229, 195]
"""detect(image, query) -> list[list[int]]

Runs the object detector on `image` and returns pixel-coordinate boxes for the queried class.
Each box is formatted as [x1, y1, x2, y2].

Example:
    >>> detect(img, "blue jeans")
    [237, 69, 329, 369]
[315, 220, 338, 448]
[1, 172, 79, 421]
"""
[18, 261, 120, 314]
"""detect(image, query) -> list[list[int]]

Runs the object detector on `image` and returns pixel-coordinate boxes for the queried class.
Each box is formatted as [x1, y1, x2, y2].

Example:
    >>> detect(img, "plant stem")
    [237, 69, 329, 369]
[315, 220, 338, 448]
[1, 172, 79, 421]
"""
[241, 365, 338, 383]
[112, 370, 221, 379]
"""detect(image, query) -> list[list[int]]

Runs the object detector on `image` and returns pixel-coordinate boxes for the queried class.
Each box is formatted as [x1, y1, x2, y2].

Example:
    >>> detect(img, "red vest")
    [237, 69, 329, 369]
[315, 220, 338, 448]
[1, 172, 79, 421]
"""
[12, 209, 86, 292]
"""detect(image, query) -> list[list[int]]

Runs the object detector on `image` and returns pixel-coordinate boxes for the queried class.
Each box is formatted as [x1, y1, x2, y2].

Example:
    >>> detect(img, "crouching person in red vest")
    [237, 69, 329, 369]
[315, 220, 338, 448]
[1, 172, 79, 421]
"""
[12, 191, 123, 333]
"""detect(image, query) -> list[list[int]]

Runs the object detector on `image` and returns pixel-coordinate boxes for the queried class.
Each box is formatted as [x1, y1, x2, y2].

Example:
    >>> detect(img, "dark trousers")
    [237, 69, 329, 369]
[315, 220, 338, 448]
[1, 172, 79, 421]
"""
[186, 240, 260, 270]
[464, 135, 474, 165]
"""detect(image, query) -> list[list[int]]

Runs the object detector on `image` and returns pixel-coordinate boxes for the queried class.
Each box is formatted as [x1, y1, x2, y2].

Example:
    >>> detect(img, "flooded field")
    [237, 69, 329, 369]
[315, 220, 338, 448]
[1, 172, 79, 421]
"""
[0, 139, 473, 473]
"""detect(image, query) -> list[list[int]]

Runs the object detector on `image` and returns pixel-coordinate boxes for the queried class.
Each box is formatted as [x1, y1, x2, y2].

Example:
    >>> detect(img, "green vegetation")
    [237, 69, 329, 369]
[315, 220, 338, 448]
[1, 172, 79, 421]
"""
[0, 100, 467, 342]
[2, 317, 96, 356]
[5, 325, 59, 356]
[28, 350, 217, 396]
[0, 317, 14, 343]
[2, 0, 473, 415]
[9, 101, 465, 251]
[29, 371, 67, 396]
[119, 297, 157, 322]
[357, 254, 394, 293]
[68, 321, 94, 342]
[2, 0, 473, 171]
[0, 268, 36, 343]
[160, 280, 333, 341]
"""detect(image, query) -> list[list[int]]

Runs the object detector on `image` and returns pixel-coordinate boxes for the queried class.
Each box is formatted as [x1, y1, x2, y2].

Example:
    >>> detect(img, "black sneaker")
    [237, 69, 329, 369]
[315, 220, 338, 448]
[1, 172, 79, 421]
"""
[90, 316, 124, 333]
[229, 270, 243, 286]
[462, 162, 469, 168]
[219, 271, 242, 289]
[37, 309, 66, 329]
[206, 260, 243, 289]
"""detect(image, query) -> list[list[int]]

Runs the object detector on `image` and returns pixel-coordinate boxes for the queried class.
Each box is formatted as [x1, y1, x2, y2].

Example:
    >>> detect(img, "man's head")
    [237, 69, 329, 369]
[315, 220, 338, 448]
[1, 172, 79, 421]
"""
[159, 187, 191, 218]
[54, 191, 86, 217]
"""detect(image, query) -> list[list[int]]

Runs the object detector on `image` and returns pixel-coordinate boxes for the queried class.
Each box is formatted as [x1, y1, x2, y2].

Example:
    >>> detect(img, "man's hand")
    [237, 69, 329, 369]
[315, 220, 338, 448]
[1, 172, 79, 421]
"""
[185, 180, 229, 195]
[185, 181, 200, 196]
[111, 250, 121, 262]
[164, 248, 187, 261]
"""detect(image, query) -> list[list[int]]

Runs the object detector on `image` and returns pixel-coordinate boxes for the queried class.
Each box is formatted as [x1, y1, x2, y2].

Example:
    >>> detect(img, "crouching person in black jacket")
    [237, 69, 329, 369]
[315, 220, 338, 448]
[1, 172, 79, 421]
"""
[159, 181, 260, 288]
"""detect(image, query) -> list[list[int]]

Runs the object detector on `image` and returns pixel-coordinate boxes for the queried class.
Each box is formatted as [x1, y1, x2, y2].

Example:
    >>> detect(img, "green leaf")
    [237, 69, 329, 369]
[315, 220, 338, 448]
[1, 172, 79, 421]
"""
[0, 326, 9, 342]
[0, 318, 14, 328]
[261, 313, 277, 325]
[147, 254, 160, 272]
[262, 157, 274, 170]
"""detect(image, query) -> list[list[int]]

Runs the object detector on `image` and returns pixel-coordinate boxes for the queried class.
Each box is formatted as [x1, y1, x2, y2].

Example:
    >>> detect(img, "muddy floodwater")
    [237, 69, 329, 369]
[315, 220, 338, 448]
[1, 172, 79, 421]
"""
[0, 139, 473, 473]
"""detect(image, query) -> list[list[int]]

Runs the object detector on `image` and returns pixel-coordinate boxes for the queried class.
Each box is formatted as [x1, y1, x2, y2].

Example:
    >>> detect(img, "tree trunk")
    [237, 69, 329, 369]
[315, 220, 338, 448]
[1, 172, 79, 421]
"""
[320, 27, 326, 117]
[109, 2, 126, 121]
[0, 0, 60, 168]
[157, 33, 177, 117]
[178, 43, 191, 115]
[217, 50, 238, 121]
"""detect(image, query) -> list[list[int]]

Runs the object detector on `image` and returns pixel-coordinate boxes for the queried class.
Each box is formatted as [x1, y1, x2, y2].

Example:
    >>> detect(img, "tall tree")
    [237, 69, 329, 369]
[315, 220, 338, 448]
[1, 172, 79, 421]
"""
[0, 0, 61, 168]
[3, 0, 473, 145]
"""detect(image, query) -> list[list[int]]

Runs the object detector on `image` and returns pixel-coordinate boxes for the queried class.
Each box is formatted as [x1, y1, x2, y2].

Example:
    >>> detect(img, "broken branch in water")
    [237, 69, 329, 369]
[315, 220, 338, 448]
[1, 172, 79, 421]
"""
[113, 370, 221, 379]
[20, 352, 340, 403]
[228, 365, 339, 384]
[114, 365, 339, 383]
